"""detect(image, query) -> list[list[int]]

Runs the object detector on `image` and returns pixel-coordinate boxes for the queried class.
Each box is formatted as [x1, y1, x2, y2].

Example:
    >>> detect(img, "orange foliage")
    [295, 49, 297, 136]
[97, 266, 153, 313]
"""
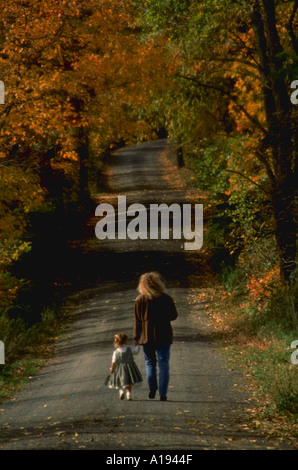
[246, 267, 281, 310]
[0, 0, 170, 270]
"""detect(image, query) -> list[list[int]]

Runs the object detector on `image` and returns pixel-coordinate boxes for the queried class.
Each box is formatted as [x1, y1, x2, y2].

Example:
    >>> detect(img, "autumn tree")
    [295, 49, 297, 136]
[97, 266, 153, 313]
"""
[0, 0, 167, 317]
[250, 0, 297, 283]
[135, 0, 298, 284]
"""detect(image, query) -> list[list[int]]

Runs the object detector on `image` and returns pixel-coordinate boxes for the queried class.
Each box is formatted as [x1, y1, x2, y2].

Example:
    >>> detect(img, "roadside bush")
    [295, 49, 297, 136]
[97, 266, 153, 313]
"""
[0, 303, 61, 365]
[272, 365, 298, 416]
[209, 236, 298, 420]
[0, 311, 27, 363]
[267, 280, 298, 333]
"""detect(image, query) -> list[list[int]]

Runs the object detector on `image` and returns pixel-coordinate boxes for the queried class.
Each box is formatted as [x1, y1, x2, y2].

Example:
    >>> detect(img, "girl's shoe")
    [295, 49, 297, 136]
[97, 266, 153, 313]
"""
[119, 389, 124, 400]
[126, 390, 132, 400]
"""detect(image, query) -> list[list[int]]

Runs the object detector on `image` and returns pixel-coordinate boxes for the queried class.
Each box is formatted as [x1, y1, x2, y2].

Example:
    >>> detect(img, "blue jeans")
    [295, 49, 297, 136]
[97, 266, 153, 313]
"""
[143, 343, 171, 397]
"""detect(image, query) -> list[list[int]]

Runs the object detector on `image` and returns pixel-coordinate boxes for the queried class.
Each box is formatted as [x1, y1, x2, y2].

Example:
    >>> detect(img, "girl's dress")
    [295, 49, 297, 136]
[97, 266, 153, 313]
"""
[105, 345, 143, 389]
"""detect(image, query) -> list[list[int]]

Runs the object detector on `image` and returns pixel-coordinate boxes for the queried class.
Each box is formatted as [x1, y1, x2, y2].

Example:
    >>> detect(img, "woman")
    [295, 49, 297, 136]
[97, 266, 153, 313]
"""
[133, 272, 178, 401]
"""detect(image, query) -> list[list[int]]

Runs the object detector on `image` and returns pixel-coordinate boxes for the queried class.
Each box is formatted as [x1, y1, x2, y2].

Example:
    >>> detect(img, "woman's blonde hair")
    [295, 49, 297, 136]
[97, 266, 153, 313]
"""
[137, 271, 166, 300]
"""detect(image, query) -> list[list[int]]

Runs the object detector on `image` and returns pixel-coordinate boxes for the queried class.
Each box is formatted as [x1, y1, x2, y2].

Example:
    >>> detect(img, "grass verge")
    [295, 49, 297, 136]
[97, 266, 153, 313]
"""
[0, 306, 69, 403]
[199, 278, 298, 445]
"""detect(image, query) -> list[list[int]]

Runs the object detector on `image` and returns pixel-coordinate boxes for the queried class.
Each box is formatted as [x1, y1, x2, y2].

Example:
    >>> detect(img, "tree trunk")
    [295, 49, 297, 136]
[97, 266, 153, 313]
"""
[271, 181, 297, 283]
[77, 129, 91, 207]
[251, 0, 297, 283]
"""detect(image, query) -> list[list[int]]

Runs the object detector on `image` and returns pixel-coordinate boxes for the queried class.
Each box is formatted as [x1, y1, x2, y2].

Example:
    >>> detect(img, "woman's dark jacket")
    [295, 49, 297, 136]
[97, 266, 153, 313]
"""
[133, 293, 178, 347]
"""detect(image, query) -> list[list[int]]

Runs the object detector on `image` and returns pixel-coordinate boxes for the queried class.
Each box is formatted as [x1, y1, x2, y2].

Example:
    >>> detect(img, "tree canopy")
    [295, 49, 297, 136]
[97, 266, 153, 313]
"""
[134, 0, 298, 285]
[0, 0, 297, 318]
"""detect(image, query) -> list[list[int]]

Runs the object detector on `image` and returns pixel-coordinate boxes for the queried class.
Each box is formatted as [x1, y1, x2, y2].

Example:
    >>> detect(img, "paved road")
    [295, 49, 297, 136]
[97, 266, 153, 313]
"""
[0, 140, 293, 451]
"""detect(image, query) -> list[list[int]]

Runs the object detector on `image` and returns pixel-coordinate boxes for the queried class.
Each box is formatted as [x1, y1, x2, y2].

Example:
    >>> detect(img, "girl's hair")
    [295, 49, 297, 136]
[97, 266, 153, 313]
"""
[114, 333, 128, 346]
[137, 271, 166, 300]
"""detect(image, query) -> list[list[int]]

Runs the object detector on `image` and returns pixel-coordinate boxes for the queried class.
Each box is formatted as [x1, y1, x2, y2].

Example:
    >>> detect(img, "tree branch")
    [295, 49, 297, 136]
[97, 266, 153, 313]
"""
[176, 73, 268, 135]
[287, 0, 298, 54]
[225, 168, 270, 193]
[255, 147, 276, 187]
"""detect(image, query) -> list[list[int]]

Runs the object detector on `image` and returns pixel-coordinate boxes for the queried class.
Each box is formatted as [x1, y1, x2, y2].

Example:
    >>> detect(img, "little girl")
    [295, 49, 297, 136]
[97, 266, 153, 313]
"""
[105, 333, 143, 400]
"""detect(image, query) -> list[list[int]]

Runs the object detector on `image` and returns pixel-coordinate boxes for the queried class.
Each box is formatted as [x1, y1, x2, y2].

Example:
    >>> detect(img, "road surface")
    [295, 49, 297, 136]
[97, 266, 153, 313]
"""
[0, 140, 293, 451]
